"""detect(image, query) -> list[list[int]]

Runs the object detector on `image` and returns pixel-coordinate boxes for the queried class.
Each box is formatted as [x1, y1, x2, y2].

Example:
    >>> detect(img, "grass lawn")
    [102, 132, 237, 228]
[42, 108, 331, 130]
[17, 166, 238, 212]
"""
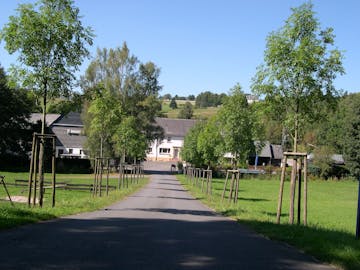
[0, 171, 148, 230]
[177, 174, 360, 270]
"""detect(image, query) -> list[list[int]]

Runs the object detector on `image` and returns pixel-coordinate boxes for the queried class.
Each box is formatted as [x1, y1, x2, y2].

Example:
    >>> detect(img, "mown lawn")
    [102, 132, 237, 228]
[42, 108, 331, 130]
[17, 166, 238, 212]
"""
[177, 174, 360, 270]
[0, 171, 148, 230]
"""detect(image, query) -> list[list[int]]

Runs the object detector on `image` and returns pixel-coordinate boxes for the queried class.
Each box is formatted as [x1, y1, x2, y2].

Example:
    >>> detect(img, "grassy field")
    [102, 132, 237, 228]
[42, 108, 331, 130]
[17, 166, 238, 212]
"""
[0, 171, 148, 230]
[161, 99, 218, 119]
[177, 174, 360, 270]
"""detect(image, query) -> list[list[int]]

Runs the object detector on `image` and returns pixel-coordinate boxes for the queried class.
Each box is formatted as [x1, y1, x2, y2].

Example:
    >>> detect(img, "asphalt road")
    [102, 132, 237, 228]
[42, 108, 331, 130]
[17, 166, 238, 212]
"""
[0, 162, 336, 269]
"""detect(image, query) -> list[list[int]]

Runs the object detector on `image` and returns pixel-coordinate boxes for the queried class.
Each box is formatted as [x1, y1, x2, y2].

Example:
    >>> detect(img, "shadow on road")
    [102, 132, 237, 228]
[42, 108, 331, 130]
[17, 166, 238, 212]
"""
[0, 216, 341, 270]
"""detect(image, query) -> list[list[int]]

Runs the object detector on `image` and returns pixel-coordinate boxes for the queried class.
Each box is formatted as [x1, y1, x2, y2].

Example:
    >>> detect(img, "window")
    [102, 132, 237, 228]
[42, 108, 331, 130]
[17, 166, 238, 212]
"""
[68, 149, 73, 154]
[167, 137, 171, 142]
[80, 150, 83, 155]
[159, 148, 171, 154]
[147, 148, 153, 153]
[58, 149, 64, 156]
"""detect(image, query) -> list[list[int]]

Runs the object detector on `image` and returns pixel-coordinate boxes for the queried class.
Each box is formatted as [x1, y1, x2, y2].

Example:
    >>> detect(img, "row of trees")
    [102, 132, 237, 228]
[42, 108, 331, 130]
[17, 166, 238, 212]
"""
[1, 1, 358, 179]
[182, 84, 262, 169]
[195, 91, 227, 108]
[182, 2, 359, 179]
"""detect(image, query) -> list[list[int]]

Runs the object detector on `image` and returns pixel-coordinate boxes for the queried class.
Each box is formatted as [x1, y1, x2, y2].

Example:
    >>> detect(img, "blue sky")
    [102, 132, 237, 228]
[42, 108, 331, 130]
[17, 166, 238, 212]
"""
[0, 0, 359, 96]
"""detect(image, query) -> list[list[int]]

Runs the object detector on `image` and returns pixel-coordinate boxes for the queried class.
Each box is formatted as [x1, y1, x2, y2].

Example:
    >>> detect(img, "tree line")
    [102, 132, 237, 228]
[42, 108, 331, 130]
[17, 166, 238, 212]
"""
[0, 1, 359, 179]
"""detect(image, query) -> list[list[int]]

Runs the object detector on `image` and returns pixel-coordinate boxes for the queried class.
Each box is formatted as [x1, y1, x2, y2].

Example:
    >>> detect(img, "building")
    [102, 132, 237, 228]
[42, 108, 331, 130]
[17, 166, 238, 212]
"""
[30, 112, 88, 159]
[146, 118, 197, 161]
[249, 141, 283, 166]
[51, 112, 88, 159]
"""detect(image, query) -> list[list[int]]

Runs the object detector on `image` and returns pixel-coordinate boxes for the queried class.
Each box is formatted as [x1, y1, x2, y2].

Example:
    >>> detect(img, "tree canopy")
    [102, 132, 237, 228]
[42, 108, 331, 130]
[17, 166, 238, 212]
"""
[218, 84, 257, 167]
[81, 43, 163, 160]
[178, 102, 194, 119]
[0, 66, 32, 156]
[251, 2, 344, 152]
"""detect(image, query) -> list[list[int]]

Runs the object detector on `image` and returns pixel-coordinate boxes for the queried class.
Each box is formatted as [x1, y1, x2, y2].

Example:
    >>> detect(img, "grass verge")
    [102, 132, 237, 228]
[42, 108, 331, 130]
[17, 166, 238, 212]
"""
[177, 174, 360, 270]
[0, 171, 148, 230]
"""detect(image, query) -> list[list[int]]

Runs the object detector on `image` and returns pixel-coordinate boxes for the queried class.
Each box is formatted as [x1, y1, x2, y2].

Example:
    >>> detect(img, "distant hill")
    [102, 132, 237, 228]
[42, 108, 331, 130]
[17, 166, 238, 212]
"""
[161, 99, 219, 119]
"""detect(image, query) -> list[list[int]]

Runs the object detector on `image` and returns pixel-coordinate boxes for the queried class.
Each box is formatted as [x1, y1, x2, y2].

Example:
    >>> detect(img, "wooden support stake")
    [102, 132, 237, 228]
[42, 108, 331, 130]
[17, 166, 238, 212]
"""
[99, 160, 103, 197]
[27, 134, 36, 207]
[234, 172, 240, 203]
[222, 171, 229, 201]
[1, 176, 14, 206]
[276, 156, 287, 224]
[52, 137, 56, 207]
[106, 159, 109, 196]
[32, 138, 39, 206]
[297, 166, 302, 225]
[289, 159, 297, 224]
[228, 173, 235, 203]
[303, 157, 308, 225]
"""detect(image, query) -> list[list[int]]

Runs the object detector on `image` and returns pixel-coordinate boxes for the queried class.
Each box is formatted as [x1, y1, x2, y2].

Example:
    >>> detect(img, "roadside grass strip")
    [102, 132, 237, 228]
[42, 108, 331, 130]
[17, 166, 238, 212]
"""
[177, 174, 360, 270]
[0, 171, 148, 230]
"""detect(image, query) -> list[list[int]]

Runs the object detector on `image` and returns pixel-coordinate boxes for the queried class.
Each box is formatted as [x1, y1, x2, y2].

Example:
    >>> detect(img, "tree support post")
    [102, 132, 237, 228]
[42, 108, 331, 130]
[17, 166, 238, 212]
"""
[27, 133, 57, 207]
[276, 152, 308, 225]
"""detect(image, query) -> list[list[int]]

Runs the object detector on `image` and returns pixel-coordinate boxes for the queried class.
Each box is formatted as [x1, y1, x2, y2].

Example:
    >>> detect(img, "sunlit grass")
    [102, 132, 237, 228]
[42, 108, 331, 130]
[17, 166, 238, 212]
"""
[177, 174, 360, 270]
[0, 171, 148, 230]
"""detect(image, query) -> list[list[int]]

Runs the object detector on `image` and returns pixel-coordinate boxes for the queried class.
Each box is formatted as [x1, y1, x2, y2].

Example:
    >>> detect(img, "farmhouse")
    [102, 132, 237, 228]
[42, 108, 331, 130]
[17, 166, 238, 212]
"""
[30, 112, 88, 159]
[51, 112, 88, 159]
[146, 118, 197, 161]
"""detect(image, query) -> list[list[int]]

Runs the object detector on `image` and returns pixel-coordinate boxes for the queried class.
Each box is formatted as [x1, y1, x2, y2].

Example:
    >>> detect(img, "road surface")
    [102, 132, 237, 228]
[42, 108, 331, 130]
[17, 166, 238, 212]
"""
[0, 162, 336, 269]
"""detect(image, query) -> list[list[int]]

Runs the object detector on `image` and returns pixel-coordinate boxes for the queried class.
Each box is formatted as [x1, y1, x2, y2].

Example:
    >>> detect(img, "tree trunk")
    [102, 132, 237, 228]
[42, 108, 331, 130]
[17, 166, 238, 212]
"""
[289, 109, 299, 224]
[38, 85, 47, 207]
[100, 136, 103, 158]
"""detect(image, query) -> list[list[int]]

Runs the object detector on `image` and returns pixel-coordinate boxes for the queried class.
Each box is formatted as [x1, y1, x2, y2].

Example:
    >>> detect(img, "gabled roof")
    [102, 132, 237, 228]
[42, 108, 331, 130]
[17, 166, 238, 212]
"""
[53, 112, 83, 127]
[254, 141, 283, 159]
[155, 117, 197, 137]
[52, 126, 86, 148]
[30, 113, 61, 127]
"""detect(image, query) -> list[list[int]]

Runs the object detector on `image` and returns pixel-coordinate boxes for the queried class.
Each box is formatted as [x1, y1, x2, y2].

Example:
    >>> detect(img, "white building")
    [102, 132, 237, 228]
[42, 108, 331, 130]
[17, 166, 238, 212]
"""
[147, 118, 197, 161]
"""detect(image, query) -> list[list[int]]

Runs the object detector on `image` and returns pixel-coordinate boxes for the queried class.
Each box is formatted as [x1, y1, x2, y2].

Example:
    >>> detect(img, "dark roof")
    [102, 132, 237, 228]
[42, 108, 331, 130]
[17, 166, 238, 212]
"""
[155, 117, 197, 137]
[53, 112, 83, 127]
[30, 113, 61, 126]
[254, 141, 283, 159]
[52, 126, 86, 148]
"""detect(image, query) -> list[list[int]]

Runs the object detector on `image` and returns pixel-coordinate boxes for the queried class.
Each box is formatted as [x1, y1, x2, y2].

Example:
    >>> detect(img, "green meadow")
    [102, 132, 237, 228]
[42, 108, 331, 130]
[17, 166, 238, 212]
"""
[178, 174, 360, 270]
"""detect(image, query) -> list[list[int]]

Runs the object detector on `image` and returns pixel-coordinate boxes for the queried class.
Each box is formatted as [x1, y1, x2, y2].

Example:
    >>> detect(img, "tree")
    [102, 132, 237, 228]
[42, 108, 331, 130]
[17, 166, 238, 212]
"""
[162, 93, 172, 100]
[187, 94, 195, 101]
[47, 92, 83, 114]
[0, 65, 32, 157]
[251, 2, 344, 153]
[81, 43, 163, 160]
[318, 93, 360, 178]
[337, 94, 360, 177]
[197, 117, 224, 169]
[181, 122, 205, 167]
[251, 2, 344, 223]
[195, 91, 226, 108]
[178, 102, 194, 119]
[84, 85, 119, 158]
[113, 116, 147, 162]
[1, 0, 93, 206]
[218, 84, 257, 168]
[169, 98, 178, 109]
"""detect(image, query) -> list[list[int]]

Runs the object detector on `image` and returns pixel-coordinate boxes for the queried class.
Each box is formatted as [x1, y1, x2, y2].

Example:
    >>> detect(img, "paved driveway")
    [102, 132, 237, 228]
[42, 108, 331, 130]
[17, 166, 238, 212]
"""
[0, 162, 336, 269]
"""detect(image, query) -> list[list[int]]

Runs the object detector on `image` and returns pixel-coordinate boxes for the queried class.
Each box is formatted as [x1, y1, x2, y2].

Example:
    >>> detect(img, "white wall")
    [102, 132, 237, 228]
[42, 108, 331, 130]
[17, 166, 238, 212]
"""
[56, 146, 88, 159]
[147, 136, 184, 161]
